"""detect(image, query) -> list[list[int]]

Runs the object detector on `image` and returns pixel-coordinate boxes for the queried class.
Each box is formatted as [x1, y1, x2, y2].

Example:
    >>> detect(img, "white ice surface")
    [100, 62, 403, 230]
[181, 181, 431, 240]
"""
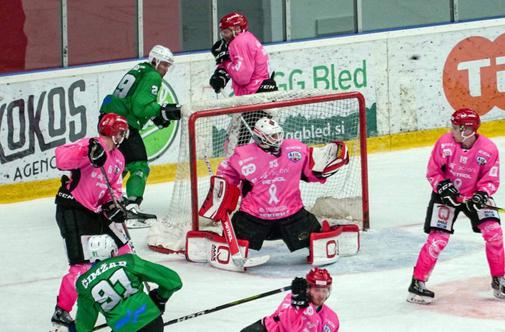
[1, 137, 505, 331]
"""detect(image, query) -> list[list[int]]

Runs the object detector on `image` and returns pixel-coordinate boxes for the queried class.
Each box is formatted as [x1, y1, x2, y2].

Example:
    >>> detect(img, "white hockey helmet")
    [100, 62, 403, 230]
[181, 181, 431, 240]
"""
[149, 45, 174, 68]
[252, 117, 284, 153]
[88, 234, 118, 263]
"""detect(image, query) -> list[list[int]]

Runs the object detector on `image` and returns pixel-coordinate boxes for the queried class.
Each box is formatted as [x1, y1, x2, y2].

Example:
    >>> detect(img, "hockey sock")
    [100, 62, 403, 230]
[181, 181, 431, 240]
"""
[479, 220, 505, 277]
[125, 161, 150, 199]
[413, 230, 450, 281]
[57, 264, 91, 312]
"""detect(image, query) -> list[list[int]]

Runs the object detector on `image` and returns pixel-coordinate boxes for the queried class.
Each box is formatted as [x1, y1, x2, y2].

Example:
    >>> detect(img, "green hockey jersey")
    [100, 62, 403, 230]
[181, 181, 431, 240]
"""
[75, 254, 182, 332]
[100, 62, 162, 130]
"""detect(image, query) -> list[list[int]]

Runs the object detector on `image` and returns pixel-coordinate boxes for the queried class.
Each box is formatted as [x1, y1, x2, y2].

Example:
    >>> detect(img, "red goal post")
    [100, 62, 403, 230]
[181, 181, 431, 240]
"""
[148, 90, 369, 254]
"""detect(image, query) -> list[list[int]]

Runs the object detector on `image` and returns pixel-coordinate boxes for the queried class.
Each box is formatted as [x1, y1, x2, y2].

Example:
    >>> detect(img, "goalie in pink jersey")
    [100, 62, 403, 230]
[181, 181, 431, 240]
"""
[242, 268, 339, 332]
[214, 117, 349, 259]
[50, 113, 134, 332]
[407, 108, 504, 304]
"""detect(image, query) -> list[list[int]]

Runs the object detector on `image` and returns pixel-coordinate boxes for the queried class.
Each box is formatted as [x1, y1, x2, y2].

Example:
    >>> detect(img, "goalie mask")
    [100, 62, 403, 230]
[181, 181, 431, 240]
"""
[252, 117, 284, 154]
[149, 45, 174, 76]
[88, 234, 118, 263]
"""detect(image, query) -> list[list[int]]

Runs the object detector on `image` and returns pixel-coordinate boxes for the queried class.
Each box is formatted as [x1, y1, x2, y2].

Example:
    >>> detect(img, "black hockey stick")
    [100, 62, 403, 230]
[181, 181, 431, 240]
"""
[98, 165, 151, 293]
[483, 204, 505, 213]
[163, 285, 291, 326]
[92, 285, 291, 330]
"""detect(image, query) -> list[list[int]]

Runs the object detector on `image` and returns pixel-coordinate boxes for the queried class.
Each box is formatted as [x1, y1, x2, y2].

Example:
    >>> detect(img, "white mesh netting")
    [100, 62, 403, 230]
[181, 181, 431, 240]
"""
[147, 90, 367, 253]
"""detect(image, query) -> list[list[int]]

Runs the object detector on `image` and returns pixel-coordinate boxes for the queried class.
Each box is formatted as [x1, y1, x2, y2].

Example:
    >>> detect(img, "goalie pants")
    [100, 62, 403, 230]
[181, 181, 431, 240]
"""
[231, 208, 321, 251]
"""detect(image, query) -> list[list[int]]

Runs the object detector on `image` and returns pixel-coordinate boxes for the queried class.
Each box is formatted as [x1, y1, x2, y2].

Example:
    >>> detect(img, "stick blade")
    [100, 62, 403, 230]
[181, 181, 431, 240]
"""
[243, 254, 270, 268]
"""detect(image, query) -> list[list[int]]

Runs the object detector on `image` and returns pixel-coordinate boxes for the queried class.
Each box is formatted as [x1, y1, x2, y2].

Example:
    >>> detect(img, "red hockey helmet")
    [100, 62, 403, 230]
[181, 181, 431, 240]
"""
[306, 268, 332, 288]
[450, 108, 480, 131]
[219, 12, 248, 31]
[98, 113, 129, 145]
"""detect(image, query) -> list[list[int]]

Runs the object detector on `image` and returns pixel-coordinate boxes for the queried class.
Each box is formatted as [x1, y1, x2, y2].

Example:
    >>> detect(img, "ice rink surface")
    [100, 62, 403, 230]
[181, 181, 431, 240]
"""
[1, 137, 504, 331]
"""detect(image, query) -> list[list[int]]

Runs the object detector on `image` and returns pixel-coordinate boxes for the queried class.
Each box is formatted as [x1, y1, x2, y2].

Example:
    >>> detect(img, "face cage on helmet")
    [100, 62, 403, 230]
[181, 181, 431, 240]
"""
[253, 129, 284, 150]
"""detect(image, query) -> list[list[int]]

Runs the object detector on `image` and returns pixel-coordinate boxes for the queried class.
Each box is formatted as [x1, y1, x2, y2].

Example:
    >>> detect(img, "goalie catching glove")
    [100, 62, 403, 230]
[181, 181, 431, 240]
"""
[309, 141, 349, 178]
[199, 176, 240, 222]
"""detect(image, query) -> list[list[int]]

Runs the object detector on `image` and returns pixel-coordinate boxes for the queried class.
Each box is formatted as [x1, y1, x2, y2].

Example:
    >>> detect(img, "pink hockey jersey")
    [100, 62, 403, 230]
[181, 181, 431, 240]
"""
[220, 31, 270, 96]
[217, 139, 325, 220]
[264, 293, 339, 332]
[427, 133, 500, 198]
[55, 137, 125, 213]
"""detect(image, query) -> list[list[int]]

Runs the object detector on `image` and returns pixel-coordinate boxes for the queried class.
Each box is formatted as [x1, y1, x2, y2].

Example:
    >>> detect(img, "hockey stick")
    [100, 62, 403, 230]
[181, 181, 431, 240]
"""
[163, 285, 291, 326]
[202, 153, 270, 268]
[98, 165, 151, 291]
[483, 204, 505, 213]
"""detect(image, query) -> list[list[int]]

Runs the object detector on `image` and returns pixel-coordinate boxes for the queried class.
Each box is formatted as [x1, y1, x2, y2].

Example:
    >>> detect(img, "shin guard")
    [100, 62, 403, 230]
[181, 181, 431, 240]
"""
[57, 264, 91, 312]
[413, 230, 450, 282]
[479, 220, 505, 277]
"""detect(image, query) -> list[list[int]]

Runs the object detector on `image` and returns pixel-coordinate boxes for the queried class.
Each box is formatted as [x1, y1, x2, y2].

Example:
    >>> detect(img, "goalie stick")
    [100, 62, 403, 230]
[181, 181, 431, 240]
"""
[92, 285, 291, 330]
[202, 151, 270, 268]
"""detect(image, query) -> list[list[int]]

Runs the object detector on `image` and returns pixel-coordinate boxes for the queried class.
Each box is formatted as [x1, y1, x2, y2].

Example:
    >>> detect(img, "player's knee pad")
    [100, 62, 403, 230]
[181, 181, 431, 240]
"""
[426, 230, 450, 259]
[126, 160, 150, 179]
[479, 220, 503, 245]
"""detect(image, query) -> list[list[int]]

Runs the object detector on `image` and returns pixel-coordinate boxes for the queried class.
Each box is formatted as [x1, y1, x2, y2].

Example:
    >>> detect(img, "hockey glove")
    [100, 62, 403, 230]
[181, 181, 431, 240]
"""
[160, 103, 182, 120]
[211, 39, 230, 64]
[149, 288, 168, 314]
[151, 115, 171, 129]
[209, 68, 230, 93]
[88, 138, 106, 168]
[468, 191, 489, 210]
[102, 201, 127, 223]
[291, 277, 309, 308]
[436, 179, 460, 207]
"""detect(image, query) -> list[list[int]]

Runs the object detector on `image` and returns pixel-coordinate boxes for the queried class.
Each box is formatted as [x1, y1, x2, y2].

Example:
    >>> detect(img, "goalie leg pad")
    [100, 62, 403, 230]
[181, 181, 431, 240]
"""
[307, 228, 342, 266]
[186, 230, 250, 272]
[186, 230, 222, 263]
[336, 224, 360, 256]
[309, 141, 349, 178]
[199, 176, 240, 222]
[208, 232, 249, 272]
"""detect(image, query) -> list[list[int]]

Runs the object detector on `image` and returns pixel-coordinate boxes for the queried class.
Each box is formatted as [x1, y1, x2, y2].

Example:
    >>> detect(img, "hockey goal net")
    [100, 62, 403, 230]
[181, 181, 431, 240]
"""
[148, 90, 369, 254]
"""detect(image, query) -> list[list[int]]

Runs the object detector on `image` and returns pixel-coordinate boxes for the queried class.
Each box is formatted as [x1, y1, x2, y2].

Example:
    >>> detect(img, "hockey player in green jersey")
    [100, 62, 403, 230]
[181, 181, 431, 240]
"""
[75, 235, 182, 332]
[100, 45, 181, 227]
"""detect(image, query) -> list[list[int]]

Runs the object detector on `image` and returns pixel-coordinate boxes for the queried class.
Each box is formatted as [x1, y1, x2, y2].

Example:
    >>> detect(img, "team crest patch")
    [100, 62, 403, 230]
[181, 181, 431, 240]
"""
[287, 151, 302, 162]
[476, 156, 487, 165]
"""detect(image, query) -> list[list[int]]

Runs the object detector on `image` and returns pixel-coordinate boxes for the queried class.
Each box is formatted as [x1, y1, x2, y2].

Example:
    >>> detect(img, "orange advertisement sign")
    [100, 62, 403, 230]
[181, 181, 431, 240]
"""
[443, 33, 505, 115]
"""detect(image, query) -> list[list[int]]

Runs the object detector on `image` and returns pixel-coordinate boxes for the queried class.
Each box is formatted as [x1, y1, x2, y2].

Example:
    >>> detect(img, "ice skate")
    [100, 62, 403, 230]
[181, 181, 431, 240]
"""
[407, 277, 434, 304]
[49, 306, 75, 332]
[492, 276, 505, 300]
[126, 202, 157, 229]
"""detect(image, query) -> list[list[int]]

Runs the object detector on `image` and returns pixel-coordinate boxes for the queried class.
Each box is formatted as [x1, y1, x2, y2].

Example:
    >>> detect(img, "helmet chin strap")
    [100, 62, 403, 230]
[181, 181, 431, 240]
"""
[459, 125, 476, 143]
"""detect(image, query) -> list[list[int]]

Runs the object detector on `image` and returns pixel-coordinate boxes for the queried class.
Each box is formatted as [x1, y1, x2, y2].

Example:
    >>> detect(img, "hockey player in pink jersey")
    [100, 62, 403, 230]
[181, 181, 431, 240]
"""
[209, 11, 278, 150]
[50, 113, 133, 331]
[242, 268, 339, 332]
[407, 108, 504, 304]
[216, 117, 348, 257]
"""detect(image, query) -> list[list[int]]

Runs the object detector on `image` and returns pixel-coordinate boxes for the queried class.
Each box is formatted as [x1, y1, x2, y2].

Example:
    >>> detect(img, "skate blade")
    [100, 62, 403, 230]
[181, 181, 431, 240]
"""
[49, 323, 70, 332]
[493, 289, 505, 300]
[407, 292, 434, 304]
[126, 218, 156, 229]
[243, 254, 270, 268]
